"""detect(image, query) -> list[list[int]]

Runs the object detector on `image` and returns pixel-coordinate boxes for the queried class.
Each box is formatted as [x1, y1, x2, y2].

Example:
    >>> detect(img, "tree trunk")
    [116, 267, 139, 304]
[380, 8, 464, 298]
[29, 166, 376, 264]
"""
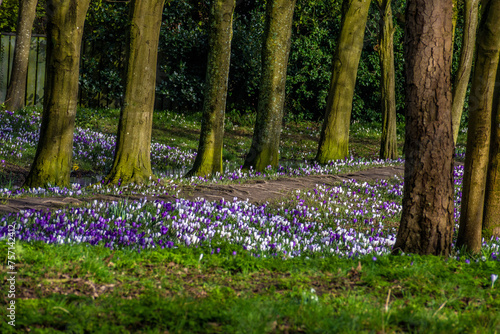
[5, 0, 38, 111]
[451, 0, 480, 144]
[483, 67, 500, 238]
[392, 0, 454, 256]
[243, 0, 296, 172]
[457, 0, 500, 250]
[316, 0, 372, 163]
[105, 0, 164, 185]
[24, 0, 90, 188]
[377, 0, 398, 160]
[451, 0, 458, 46]
[186, 0, 235, 177]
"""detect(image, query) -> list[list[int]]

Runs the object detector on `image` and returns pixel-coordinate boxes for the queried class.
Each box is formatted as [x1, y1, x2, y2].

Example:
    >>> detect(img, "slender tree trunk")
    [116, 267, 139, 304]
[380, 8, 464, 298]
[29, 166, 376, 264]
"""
[483, 66, 500, 237]
[105, 0, 164, 185]
[186, 0, 235, 177]
[452, 0, 458, 46]
[451, 0, 480, 144]
[392, 0, 454, 256]
[243, 0, 296, 172]
[457, 0, 500, 250]
[5, 0, 38, 111]
[316, 0, 372, 163]
[24, 0, 90, 188]
[377, 0, 398, 160]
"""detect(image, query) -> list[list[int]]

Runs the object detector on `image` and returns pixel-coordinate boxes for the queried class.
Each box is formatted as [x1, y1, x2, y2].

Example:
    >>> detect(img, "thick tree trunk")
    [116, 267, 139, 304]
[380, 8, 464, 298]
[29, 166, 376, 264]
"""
[392, 0, 454, 256]
[105, 0, 164, 185]
[186, 0, 235, 177]
[451, 0, 480, 144]
[483, 69, 500, 237]
[377, 0, 398, 160]
[316, 0, 372, 163]
[243, 0, 296, 172]
[24, 0, 90, 188]
[457, 0, 500, 249]
[5, 0, 38, 111]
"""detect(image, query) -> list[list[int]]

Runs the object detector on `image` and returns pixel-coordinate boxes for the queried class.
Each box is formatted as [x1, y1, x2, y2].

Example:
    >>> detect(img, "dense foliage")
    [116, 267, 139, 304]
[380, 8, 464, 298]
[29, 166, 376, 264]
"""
[79, 0, 128, 108]
[0, 0, 468, 123]
[0, 0, 46, 35]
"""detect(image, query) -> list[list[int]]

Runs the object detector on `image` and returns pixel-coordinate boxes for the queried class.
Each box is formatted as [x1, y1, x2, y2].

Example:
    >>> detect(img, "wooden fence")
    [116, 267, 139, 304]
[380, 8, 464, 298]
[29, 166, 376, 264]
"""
[0, 33, 46, 107]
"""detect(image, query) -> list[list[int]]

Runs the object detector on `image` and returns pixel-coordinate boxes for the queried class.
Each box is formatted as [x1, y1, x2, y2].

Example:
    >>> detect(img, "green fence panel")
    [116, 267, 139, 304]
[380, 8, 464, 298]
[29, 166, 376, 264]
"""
[35, 36, 46, 106]
[0, 33, 46, 107]
[0, 35, 5, 103]
[1, 32, 121, 109]
[26, 37, 38, 106]
[0, 34, 15, 104]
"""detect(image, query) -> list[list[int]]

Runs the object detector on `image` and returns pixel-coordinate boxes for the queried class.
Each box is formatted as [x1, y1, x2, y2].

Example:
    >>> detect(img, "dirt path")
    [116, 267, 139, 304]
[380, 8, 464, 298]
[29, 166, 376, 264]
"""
[182, 165, 404, 204]
[0, 166, 405, 214]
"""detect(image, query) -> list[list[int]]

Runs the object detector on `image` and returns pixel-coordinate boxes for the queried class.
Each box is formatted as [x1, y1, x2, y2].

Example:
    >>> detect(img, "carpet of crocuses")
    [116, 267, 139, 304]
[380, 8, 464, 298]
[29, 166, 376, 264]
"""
[0, 108, 196, 172]
[0, 108, 499, 262]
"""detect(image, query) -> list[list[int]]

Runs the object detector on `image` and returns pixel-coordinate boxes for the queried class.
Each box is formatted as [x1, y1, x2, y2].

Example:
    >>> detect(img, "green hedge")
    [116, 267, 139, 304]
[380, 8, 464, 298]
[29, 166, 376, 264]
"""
[0, 0, 468, 123]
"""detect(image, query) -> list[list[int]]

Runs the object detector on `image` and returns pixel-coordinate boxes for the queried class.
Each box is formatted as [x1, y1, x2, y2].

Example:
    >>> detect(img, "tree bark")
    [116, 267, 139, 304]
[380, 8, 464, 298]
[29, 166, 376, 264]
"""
[483, 66, 500, 238]
[451, 0, 480, 144]
[186, 0, 235, 177]
[243, 0, 296, 172]
[316, 0, 372, 163]
[24, 0, 90, 188]
[377, 0, 398, 160]
[105, 0, 165, 185]
[456, 0, 500, 252]
[392, 0, 454, 256]
[5, 0, 38, 111]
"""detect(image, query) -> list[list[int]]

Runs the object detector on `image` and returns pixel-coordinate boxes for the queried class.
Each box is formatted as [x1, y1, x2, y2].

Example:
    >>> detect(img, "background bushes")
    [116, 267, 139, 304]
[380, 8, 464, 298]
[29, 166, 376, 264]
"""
[0, 0, 468, 124]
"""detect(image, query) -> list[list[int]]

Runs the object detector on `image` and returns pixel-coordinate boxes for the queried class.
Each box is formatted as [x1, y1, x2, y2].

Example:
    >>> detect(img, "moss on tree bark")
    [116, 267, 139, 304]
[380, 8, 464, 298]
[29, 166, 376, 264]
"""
[186, 0, 235, 178]
[451, 0, 480, 144]
[105, 0, 164, 185]
[452, 0, 458, 45]
[483, 73, 500, 238]
[24, 0, 90, 188]
[377, 0, 398, 160]
[457, 0, 500, 248]
[315, 0, 371, 164]
[392, 0, 455, 256]
[5, 0, 38, 111]
[243, 0, 296, 172]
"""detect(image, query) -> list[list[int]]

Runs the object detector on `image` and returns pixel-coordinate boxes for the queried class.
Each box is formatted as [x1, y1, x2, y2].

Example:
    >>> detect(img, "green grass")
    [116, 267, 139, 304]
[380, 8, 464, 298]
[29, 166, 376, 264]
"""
[74, 106, 405, 168]
[2, 106, 469, 178]
[1, 242, 499, 333]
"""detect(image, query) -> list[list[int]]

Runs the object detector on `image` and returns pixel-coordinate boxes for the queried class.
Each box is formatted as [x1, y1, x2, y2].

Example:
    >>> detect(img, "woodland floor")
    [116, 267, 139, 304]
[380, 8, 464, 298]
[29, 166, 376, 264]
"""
[0, 164, 405, 214]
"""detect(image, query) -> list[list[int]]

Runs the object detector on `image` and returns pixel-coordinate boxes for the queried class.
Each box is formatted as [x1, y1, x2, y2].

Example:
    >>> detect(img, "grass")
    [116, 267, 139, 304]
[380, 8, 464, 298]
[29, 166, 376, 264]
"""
[1, 106, 498, 333]
[0, 106, 468, 179]
[76, 107, 408, 168]
[1, 242, 499, 333]
[76, 107, 469, 166]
